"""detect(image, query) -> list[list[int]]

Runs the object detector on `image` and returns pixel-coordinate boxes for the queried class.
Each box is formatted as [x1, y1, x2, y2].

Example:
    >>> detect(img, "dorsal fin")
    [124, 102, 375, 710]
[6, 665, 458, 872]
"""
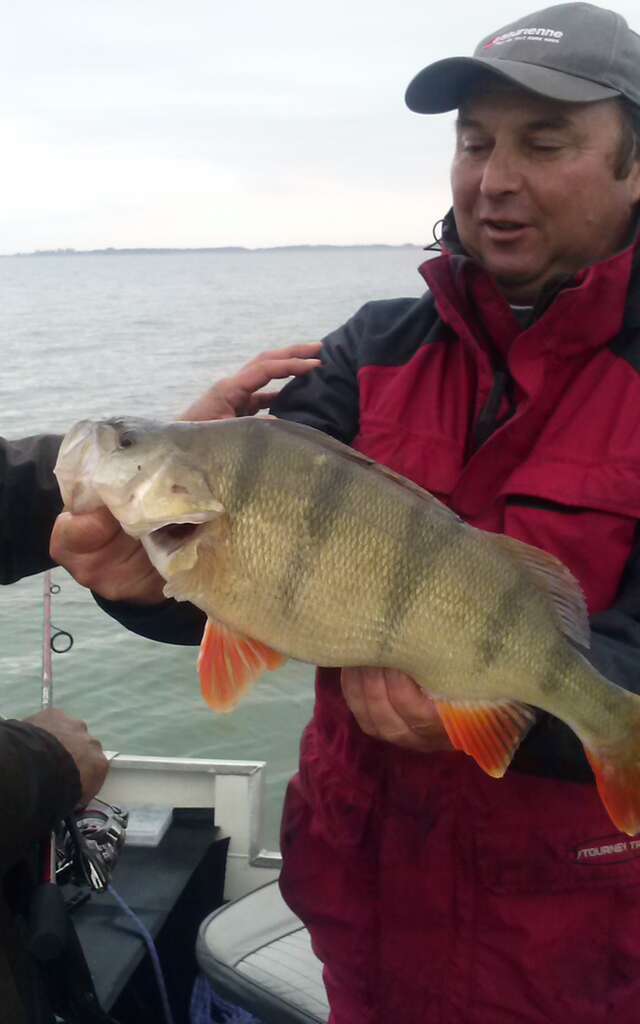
[491, 533, 590, 650]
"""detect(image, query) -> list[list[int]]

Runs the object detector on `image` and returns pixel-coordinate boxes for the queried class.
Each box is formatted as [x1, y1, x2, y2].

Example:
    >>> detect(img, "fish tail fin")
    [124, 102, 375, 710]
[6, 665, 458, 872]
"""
[584, 705, 640, 837]
[198, 618, 287, 712]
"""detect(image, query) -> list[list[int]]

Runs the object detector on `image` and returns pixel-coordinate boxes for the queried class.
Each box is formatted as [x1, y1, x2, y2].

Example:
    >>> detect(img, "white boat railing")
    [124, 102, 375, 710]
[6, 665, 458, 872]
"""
[99, 752, 281, 901]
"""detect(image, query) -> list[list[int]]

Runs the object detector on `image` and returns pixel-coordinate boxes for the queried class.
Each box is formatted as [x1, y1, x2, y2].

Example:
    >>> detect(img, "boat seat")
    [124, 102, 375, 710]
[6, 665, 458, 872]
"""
[196, 879, 329, 1024]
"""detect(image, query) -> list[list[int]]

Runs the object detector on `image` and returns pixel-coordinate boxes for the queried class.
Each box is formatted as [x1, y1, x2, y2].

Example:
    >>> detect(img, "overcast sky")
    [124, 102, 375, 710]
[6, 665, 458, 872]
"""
[2, 0, 638, 252]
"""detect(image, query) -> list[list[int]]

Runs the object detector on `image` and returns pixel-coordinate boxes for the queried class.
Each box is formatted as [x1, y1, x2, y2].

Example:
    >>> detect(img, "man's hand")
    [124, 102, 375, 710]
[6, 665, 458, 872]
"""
[340, 667, 452, 753]
[50, 507, 166, 605]
[25, 708, 108, 806]
[180, 341, 322, 420]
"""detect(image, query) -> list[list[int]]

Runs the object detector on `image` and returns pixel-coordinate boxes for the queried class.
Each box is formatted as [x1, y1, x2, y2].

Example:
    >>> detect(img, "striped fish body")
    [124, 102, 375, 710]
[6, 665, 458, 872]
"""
[54, 415, 640, 835]
[171, 422, 570, 690]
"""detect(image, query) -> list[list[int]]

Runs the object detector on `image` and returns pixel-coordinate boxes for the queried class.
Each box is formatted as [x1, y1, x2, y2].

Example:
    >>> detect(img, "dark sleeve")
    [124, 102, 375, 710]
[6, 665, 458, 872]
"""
[269, 307, 362, 441]
[0, 434, 63, 584]
[0, 721, 81, 872]
[92, 592, 207, 645]
[513, 534, 640, 782]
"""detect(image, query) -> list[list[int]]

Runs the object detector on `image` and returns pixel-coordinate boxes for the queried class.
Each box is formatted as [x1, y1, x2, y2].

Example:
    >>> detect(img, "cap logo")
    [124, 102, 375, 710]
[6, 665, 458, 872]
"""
[484, 27, 564, 49]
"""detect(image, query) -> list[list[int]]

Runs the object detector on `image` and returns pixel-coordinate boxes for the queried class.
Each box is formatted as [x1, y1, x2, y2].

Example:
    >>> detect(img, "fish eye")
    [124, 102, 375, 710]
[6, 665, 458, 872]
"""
[118, 432, 136, 450]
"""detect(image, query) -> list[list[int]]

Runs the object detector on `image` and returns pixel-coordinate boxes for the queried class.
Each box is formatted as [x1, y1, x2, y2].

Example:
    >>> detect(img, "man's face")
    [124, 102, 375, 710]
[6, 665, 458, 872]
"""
[451, 87, 640, 304]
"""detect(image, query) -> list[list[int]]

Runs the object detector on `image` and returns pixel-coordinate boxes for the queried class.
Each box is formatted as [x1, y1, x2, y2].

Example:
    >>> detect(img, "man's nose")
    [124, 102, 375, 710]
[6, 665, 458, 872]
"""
[480, 145, 522, 197]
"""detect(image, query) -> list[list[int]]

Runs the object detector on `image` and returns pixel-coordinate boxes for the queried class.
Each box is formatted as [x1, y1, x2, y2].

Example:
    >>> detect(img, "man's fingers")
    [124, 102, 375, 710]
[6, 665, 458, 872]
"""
[340, 667, 379, 736]
[251, 342, 322, 362]
[341, 667, 451, 752]
[358, 668, 417, 740]
[384, 671, 441, 729]
[248, 390, 286, 411]
[234, 356, 322, 394]
[181, 346, 323, 422]
[341, 667, 408, 740]
[50, 508, 121, 558]
[52, 511, 167, 604]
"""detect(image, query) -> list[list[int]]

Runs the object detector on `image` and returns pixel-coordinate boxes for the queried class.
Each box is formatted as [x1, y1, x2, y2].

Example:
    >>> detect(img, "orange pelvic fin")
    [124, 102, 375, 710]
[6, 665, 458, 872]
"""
[434, 698, 537, 778]
[584, 745, 640, 837]
[198, 618, 287, 712]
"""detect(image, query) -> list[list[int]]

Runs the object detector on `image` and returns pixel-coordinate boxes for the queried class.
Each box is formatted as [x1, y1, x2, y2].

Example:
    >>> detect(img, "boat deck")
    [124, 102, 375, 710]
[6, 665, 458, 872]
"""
[72, 809, 229, 1023]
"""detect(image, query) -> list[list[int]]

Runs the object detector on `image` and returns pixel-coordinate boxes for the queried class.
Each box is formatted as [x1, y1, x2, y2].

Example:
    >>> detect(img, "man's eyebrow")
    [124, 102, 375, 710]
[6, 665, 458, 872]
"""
[455, 116, 482, 131]
[455, 113, 575, 132]
[524, 116, 574, 131]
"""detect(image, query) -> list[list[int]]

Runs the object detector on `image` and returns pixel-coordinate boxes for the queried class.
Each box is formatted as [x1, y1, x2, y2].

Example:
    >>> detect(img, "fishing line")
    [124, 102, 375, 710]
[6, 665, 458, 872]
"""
[107, 884, 177, 1024]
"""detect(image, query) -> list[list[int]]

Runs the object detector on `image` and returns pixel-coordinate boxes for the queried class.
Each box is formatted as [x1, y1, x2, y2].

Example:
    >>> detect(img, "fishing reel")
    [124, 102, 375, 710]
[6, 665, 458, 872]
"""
[56, 798, 129, 893]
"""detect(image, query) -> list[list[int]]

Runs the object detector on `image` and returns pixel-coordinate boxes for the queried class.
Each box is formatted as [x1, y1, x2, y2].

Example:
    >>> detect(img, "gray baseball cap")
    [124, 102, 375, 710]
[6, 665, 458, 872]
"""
[405, 2, 640, 113]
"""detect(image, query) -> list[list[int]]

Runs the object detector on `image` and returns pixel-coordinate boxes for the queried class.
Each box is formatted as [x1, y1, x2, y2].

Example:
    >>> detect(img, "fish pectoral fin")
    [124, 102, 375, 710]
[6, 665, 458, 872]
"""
[197, 618, 287, 712]
[434, 698, 537, 778]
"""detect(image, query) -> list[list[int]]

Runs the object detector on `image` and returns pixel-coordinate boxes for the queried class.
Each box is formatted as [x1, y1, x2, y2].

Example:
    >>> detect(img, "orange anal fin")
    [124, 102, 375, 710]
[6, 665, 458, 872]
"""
[198, 618, 287, 712]
[584, 747, 640, 837]
[434, 698, 537, 778]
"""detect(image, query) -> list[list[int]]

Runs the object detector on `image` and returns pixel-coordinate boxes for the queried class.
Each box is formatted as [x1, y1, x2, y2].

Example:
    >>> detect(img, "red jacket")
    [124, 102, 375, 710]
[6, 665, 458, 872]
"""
[274, 219, 640, 1023]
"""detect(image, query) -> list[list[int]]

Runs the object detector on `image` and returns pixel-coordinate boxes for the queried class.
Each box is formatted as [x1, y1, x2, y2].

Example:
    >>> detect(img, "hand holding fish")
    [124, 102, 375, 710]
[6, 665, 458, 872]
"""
[50, 507, 166, 605]
[341, 668, 452, 753]
[51, 343, 323, 603]
[180, 341, 323, 421]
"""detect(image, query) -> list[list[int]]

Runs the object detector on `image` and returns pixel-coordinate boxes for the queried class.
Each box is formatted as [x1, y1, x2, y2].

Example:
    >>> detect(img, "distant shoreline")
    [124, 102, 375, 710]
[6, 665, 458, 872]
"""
[3, 243, 424, 258]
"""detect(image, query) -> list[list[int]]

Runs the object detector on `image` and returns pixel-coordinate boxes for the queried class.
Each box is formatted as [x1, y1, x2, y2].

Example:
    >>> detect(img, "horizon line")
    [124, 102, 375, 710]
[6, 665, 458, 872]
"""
[3, 242, 426, 258]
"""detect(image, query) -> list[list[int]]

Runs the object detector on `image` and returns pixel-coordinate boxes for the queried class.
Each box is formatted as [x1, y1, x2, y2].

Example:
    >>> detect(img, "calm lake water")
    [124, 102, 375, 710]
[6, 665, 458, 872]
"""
[0, 246, 426, 848]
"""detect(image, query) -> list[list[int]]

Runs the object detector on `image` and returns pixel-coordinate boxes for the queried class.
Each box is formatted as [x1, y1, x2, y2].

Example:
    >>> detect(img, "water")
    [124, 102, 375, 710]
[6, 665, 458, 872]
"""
[0, 247, 426, 848]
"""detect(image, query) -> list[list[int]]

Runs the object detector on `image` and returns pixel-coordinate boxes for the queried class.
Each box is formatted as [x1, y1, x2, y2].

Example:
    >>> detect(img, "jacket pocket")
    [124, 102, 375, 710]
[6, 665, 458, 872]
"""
[354, 414, 465, 504]
[500, 457, 640, 613]
[469, 771, 640, 1023]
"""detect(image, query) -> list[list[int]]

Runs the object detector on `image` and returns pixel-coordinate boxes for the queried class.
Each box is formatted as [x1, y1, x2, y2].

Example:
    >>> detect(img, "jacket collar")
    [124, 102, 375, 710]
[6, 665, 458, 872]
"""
[419, 208, 640, 361]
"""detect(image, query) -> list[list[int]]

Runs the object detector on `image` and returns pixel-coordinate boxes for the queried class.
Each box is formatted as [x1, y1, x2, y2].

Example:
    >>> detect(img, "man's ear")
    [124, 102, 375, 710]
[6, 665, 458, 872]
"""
[629, 159, 640, 204]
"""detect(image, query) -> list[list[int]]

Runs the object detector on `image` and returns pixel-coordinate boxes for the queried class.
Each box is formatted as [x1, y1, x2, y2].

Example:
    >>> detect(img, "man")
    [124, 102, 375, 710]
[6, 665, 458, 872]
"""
[0, 435, 109, 1023]
[53, 3, 640, 1021]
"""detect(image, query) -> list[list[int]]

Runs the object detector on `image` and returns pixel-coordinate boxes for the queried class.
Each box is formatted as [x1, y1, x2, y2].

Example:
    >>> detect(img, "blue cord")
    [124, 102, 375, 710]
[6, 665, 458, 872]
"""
[107, 884, 176, 1024]
[190, 972, 263, 1023]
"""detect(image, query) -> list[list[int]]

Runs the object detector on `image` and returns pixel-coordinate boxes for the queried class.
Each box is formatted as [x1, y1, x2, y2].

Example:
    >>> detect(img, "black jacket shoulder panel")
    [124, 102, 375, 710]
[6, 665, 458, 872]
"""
[271, 292, 442, 442]
[347, 292, 442, 368]
[609, 246, 640, 371]
[609, 325, 640, 374]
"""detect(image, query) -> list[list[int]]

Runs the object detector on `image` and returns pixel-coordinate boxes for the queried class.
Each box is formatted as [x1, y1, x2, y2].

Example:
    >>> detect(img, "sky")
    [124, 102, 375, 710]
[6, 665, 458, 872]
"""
[2, 0, 639, 252]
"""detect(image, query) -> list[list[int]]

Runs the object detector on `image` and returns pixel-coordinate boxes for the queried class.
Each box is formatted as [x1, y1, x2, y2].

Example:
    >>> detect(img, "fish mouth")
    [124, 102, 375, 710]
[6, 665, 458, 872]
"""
[148, 521, 206, 554]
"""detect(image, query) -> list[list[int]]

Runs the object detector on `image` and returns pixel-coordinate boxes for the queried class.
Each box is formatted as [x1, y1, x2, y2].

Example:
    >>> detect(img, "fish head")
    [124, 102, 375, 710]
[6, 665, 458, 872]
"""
[54, 417, 226, 568]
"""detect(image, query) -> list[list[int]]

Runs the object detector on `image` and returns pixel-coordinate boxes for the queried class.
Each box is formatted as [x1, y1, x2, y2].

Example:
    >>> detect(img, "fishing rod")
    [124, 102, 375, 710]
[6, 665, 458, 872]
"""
[30, 574, 126, 1024]
[41, 570, 56, 885]
[30, 571, 75, 966]
[34, 576, 168, 1024]
[39, 573, 123, 894]
[39, 571, 74, 886]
